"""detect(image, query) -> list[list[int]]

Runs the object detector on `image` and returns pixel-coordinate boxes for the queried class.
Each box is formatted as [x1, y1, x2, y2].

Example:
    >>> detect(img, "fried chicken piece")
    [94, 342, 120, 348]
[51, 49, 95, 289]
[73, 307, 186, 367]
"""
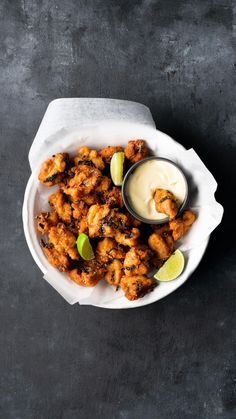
[71, 201, 89, 220]
[69, 260, 105, 287]
[115, 228, 140, 247]
[87, 204, 112, 238]
[78, 217, 89, 234]
[102, 187, 123, 208]
[125, 211, 142, 228]
[87, 204, 129, 238]
[48, 190, 72, 224]
[38, 153, 68, 186]
[169, 210, 196, 241]
[36, 211, 59, 234]
[80, 193, 100, 206]
[104, 259, 123, 287]
[96, 238, 126, 264]
[48, 223, 79, 260]
[153, 188, 178, 219]
[99, 146, 124, 163]
[96, 176, 111, 193]
[74, 146, 105, 170]
[42, 243, 69, 272]
[62, 164, 101, 201]
[148, 229, 174, 261]
[124, 140, 149, 164]
[120, 275, 157, 301]
[123, 245, 151, 276]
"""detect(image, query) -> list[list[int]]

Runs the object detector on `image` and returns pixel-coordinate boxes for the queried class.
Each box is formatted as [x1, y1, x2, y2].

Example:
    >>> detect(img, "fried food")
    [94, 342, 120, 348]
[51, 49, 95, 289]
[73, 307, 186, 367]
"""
[99, 146, 124, 163]
[38, 153, 68, 186]
[123, 245, 151, 276]
[96, 176, 111, 193]
[62, 164, 101, 201]
[74, 146, 105, 170]
[96, 238, 125, 263]
[71, 201, 89, 219]
[169, 210, 196, 241]
[120, 275, 157, 301]
[102, 187, 123, 208]
[36, 142, 196, 301]
[153, 188, 178, 219]
[124, 140, 149, 163]
[115, 228, 140, 247]
[69, 260, 105, 287]
[42, 243, 70, 272]
[48, 190, 72, 224]
[148, 227, 174, 261]
[104, 259, 123, 286]
[124, 211, 141, 228]
[48, 223, 78, 260]
[36, 211, 59, 234]
[87, 204, 129, 238]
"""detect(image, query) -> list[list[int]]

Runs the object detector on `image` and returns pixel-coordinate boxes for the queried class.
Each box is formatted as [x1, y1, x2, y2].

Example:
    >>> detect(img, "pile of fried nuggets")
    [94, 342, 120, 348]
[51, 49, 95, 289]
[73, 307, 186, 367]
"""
[37, 140, 196, 301]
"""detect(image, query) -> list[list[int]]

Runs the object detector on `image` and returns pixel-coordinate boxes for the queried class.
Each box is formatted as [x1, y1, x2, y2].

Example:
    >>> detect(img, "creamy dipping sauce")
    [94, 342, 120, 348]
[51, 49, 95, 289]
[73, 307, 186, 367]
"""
[126, 159, 187, 221]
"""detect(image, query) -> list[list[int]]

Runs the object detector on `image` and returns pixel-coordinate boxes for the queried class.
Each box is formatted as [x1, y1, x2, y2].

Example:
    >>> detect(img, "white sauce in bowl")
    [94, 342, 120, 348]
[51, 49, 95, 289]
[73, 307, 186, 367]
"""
[126, 159, 187, 221]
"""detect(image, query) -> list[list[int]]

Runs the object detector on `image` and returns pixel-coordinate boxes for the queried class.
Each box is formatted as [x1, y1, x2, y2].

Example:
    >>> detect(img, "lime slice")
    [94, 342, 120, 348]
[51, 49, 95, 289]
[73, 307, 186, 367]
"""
[110, 152, 125, 186]
[154, 249, 185, 282]
[76, 233, 94, 260]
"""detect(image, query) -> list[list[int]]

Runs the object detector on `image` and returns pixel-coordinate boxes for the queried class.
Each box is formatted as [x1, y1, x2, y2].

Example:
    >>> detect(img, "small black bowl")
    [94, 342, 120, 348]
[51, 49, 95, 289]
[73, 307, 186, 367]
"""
[122, 157, 189, 225]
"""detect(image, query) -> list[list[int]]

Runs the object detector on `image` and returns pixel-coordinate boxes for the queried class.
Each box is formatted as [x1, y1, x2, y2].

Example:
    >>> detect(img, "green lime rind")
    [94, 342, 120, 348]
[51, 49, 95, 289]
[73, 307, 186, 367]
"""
[76, 233, 94, 260]
[110, 151, 125, 186]
[154, 249, 185, 282]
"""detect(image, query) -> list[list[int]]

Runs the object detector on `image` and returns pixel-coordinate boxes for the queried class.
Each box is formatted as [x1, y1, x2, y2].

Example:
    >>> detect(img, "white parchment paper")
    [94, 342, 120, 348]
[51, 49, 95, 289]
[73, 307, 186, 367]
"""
[25, 98, 223, 306]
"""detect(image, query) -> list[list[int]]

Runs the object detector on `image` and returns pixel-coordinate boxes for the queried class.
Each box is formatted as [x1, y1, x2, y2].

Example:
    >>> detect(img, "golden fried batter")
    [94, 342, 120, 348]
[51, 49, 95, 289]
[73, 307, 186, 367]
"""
[87, 204, 129, 238]
[148, 229, 174, 261]
[36, 211, 59, 234]
[62, 164, 101, 201]
[169, 210, 196, 241]
[124, 140, 148, 163]
[99, 146, 123, 163]
[153, 188, 178, 219]
[38, 153, 68, 186]
[42, 243, 70, 272]
[71, 201, 89, 220]
[125, 211, 142, 228]
[120, 275, 157, 301]
[123, 245, 151, 276]
[115, 228, 140, 247]
[48, 190, 72, 224]
[96, 238, 125, 263]
[104, 259, 123, 286]
[80, 193, 100, 206]
[48, 223, 78, 260]
[102, 187, 123, 208]
[74, 146, 105, 170]
[96, 176, 111, 193]
[69, 260, 104, 287]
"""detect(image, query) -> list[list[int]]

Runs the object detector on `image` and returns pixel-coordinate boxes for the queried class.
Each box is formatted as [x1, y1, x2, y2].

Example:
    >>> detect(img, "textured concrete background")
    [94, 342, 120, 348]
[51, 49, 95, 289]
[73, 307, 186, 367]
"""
[0, 1, 235, 418]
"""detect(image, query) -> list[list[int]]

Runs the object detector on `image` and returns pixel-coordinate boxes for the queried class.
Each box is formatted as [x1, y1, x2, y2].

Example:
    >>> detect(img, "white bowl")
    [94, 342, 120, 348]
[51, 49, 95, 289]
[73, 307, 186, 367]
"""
[23, 121, 210, 308]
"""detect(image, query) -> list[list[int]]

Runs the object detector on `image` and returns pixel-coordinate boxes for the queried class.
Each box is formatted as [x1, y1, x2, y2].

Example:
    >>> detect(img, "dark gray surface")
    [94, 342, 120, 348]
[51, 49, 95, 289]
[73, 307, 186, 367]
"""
[0, 1, 235, 418]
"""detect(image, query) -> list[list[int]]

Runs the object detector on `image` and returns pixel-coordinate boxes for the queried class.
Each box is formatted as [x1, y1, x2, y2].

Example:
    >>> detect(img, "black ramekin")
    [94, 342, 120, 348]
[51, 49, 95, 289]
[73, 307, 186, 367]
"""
[122, 156, 189, 225]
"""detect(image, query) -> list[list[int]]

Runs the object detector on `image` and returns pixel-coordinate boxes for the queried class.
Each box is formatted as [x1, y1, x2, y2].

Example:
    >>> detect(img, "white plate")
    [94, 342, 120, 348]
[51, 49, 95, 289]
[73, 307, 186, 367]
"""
[22, 122, 211, 308]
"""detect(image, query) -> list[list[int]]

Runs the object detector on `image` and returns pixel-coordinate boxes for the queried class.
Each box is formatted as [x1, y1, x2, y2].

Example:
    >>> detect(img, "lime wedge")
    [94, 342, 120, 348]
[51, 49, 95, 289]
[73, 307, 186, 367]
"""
[154, 249, 185, 282]
[110, 151, 125, 186]
[76, 233, 94, 260]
